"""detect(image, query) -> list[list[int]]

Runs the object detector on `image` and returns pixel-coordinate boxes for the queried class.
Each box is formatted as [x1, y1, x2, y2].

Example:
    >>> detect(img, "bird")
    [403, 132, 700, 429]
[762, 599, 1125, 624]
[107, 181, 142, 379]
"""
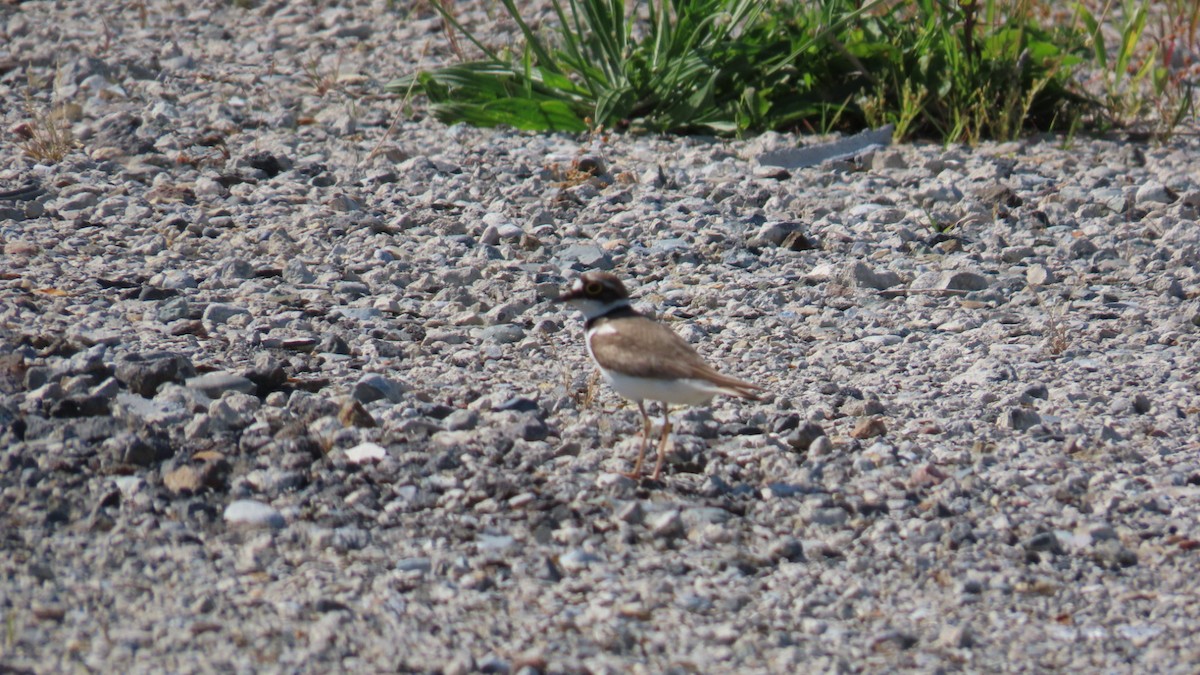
[556, 271, 764, 480]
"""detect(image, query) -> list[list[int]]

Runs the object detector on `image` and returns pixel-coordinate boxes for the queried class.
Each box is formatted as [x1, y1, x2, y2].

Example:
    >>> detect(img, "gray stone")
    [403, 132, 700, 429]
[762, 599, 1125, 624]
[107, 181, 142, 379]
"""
[209, 392, 261, 429]
[186, 372, 257, 397]
[649, 510, 684, 538]
[842, 261, 902, 290]
[559, 244, 613, 270]
[332, 307, 382, 321]
[56, 191, 98, 216]
[202, 303, 251, 324]
[1025, 531, 1063, 555]
[215, 259, 255, 281]
[443, 409, 479, 431]
[748, 221, 801, 248]
[158, 270, 198, 289]
[998, 408, 1041, 431]
[785, 422, 827, 452]
[115, 352, 196, 397]
[1068, 237, 1098, 259]
[1026, 264, 1055, 286]
[1135, 181, 1176, 205]
[102, 432, 166, 466]
[504, 413, 549, 442]
[937, 271, 989, 291]
[283, 258, 316, 284]
[112, 392, 191, 427]
[223, 500, 285, 529]
[156, 296, 191, 323]
[351, 373, 407, 404]
[481, 324, 526, 344]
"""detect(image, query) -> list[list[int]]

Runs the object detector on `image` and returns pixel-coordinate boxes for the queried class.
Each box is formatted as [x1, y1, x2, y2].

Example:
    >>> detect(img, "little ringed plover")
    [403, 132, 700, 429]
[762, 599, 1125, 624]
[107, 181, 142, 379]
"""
[557, 271, 764, 480]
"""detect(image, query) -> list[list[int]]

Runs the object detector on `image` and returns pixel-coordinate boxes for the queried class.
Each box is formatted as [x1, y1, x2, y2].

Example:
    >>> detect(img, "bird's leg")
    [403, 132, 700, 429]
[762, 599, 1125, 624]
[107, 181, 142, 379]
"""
[624, 400, 652, 480]
[651, 405, 672, 481]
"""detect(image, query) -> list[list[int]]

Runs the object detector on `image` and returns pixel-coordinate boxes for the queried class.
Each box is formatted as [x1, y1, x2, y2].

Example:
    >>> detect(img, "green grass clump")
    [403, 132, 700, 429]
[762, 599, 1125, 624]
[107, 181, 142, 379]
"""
[388, 0, 1134, 142]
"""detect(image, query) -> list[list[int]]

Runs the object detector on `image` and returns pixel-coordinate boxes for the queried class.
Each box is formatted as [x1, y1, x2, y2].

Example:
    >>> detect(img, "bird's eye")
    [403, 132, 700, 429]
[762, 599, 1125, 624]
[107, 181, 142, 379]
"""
[586, 282, 603, 295]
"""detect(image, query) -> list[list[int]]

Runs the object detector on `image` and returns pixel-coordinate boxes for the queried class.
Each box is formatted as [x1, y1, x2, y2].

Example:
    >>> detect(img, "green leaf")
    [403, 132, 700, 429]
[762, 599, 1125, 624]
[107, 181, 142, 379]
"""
[434, 98, 588, 132]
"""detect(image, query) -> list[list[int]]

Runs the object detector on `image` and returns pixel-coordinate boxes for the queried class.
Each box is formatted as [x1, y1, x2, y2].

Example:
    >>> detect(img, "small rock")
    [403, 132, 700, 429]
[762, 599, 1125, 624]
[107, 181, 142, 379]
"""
[209, 392, 261, 430]
[156, 297, 191, 323]
[1135, 181, 1176, 205]
[559, 244, 613, 270]
[223, 499, 285, 529]
[351, 373, 407, 404]
[481, 324, 525, 345]
[1022, 383, 1050, 400]
[102, 432, 163, 466]
[1092, 539, 1138, 568]
[283, 259, 316, 284]
[781, 230, 816, 251]
[558, 548, 602, 573]
[842, 261, 902, 290]
[871, 149, 907, 170]
[1026, 264, 1055, 286]
[616, 501, 644, 524]
[748, 221, 801, 248]
[1025, 531, 1063, 554]
[246, 354, 287, 393]
[997, 408, 1041, 431]
[1068, 237, 1098, 259]
[495, 397, 538, 413]
[850, 417, 887, 439]
[785, 422, 826, 452]
[766, 537, 806, 563]
[245, 468, 305, 495]
[332, 307, 382, 322]
[504, 413, 549, 442]
[648, 510, 684, 538]
[937, 271, 989, 292]
[809, 507, 848, 526]
[202, 303, 251, 324]
[345, 442, 387, 464]
[443, 409, 479, 431]
[186, 372, 257, 398]
[808, 435, 834, 456]
[56, 191, 98, 216]
[908, 463, 949, 488]
[937, 624, 974, 649]
[115, 352, 196, 397]
[1132, 393, 1151, 414]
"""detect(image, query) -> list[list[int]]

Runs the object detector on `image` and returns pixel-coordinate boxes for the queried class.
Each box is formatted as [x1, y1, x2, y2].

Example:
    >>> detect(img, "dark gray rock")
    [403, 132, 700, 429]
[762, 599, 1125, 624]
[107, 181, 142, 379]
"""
[115, 352, 197, 397]
[786, 422, 828, 452]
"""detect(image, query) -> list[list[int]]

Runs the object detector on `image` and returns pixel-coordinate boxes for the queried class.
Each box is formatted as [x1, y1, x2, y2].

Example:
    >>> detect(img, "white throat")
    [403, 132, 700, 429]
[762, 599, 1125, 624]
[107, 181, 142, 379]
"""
[568, 297, 631, 321]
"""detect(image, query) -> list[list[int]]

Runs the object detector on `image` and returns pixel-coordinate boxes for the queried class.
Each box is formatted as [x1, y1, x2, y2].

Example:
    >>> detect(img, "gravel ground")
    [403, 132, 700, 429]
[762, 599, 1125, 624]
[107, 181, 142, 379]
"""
[2, 1, 1200, 673]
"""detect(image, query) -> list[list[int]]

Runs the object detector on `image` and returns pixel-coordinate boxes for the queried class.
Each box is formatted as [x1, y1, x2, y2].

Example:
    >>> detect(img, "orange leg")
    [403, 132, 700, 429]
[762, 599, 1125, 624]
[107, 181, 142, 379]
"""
[624, 400, 652, 480]
[651, 406, 672, 481]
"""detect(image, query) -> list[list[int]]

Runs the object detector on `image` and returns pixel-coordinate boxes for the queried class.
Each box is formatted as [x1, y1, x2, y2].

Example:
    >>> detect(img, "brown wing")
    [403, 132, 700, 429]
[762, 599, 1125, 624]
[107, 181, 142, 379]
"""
[589, 316, 764, 398]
